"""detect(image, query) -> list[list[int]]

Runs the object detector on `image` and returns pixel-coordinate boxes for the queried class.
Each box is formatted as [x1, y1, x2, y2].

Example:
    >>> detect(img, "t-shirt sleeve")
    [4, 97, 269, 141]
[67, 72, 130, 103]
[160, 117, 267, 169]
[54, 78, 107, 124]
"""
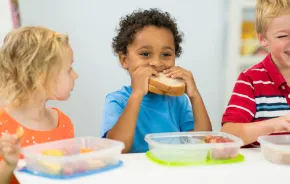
[222, 72, 256, 124]
[100, 94, 125, 137]
[179, 95, 194, 131]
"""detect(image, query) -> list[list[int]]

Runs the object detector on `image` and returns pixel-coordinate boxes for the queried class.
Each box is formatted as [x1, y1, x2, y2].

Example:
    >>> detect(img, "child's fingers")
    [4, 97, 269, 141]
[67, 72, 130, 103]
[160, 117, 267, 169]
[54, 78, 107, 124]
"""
[170, 70, 193, 79]
[1, 133, 18, 142]
[170, 72, 192, 82]
[0, 133, 18, 141]
[170, 72, 185, 79]
[1, 140, 17, 148]
[138, 66, 158, 77]
[3, 147, 13, 153]
[0, 141, 18, 154]
[163, 66, 179, 74]
[165, 69, 183, 77]
[1, 134, 20, 149]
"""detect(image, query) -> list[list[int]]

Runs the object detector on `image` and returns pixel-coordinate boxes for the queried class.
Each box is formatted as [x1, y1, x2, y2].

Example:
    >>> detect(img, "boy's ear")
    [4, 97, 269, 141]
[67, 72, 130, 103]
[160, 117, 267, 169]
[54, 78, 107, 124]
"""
[118, 53, 129, 70]
[257, 33, 268, 47]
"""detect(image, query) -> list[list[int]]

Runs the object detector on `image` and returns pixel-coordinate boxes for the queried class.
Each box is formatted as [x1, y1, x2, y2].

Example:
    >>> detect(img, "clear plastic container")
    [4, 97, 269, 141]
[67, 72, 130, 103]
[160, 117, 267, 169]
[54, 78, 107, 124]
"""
[258, 135, 290, 165]
[145, 132, 243, 164]
[21, 137, 125, 176]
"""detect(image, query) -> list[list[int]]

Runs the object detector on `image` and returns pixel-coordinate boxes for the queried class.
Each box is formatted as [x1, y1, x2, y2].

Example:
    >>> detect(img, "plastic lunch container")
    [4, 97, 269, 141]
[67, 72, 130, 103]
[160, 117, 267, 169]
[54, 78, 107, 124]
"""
[145, 132, 243, 164]
[21, 137, 125, 177]
[258, 135, 290, 165]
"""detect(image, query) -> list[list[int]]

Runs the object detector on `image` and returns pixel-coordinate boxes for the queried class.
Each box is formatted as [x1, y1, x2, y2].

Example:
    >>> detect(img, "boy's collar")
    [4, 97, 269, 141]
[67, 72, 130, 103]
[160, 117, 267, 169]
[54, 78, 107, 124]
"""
[262, 53, 286, 89]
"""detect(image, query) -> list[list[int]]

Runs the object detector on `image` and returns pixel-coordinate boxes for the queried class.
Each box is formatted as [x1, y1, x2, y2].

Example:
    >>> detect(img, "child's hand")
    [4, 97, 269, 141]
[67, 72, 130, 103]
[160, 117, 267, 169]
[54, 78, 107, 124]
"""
[0, 133, 21, 169]
[131, 66, 159, 97]
[163, 66, 199, 98]
[273, 114, 290, 133]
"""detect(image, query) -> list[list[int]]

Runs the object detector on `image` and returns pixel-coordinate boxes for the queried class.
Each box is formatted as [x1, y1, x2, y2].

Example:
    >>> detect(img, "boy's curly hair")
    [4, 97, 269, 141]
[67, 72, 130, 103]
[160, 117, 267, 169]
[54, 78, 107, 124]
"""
[112, 8, 183, 57]
[0, 26, 69, 107]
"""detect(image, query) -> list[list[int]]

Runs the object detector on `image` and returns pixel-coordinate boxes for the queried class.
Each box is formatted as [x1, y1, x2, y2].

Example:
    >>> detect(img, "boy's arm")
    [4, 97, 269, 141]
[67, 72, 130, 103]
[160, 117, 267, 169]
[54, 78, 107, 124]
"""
[189, 92, 212, 131]
[162, 66, 212, 131]
[221, 70, 290, 145]
[222, 121, 274, 145]
[221, 71, 260, 144]
[0, 161, 14, 184]
[222, 115, 290, 145]
[106, 93, 143, 153]
[104, 66, 157, 153]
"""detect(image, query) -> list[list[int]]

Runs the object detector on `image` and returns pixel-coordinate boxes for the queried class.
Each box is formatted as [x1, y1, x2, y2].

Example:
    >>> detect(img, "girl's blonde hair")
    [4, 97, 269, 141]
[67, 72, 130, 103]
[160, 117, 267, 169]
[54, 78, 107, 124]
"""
[0, 26, 69, 107]
[256, 0, 290, 35]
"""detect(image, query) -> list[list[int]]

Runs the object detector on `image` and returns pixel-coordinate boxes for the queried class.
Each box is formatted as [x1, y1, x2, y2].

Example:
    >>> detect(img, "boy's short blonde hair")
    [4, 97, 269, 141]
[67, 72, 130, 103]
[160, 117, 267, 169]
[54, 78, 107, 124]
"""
[0, 26, 69, 107]
[256, 0, 290, 35]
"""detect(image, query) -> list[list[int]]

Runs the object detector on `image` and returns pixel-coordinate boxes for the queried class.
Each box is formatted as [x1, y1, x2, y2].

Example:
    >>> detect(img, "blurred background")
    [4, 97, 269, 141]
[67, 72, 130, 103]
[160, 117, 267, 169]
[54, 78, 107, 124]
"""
[0, 0, 267, 136]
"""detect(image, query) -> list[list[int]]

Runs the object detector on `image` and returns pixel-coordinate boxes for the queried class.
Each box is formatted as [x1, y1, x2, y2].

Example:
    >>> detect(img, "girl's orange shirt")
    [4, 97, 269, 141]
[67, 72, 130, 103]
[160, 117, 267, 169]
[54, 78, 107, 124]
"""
[0, 108, 75, 184]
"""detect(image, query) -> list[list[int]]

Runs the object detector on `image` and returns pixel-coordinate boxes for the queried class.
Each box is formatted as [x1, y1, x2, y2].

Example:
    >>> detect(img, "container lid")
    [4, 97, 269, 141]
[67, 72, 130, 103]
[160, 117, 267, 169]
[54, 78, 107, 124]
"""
[258, 135, 290, 151]
[145, 131, 243, 149]
[21, 137, 125, 161]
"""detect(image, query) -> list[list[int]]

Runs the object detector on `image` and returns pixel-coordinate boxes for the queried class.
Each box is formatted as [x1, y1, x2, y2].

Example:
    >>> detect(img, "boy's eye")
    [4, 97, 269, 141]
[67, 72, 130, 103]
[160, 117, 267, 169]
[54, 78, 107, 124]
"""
[140, 52, 150, 57]
[277, 35, 288, 38]
[162, 53, 172, 57]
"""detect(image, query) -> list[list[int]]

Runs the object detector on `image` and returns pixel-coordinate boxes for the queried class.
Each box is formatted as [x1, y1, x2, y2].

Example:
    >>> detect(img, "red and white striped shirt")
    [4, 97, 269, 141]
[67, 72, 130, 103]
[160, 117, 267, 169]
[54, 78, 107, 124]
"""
[222, 54, 290, 147]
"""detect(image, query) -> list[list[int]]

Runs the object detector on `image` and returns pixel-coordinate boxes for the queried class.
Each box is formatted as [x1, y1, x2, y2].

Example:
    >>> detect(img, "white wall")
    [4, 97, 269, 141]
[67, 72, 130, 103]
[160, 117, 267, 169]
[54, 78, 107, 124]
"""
[18, 0, 228, 136]
[0, 0, 13, 46]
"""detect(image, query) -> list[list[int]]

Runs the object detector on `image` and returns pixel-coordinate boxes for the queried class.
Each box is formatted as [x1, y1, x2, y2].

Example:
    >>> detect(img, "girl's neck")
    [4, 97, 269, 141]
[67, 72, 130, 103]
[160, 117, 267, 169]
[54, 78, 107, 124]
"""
[5, 99, 47, 120]
[4, 98, 58, 131]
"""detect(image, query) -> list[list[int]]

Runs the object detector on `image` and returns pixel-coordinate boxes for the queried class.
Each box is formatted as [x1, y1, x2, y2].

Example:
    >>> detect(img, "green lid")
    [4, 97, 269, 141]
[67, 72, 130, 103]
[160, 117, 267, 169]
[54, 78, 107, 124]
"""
[146, 151, 244, 166]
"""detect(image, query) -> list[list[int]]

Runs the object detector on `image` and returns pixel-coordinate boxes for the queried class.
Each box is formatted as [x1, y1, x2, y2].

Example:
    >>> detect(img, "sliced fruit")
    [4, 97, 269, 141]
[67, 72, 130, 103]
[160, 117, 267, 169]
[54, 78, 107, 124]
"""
[80, 148, 93, 153]
[203, 136, 234, 143]
[42, 149, 64, 157]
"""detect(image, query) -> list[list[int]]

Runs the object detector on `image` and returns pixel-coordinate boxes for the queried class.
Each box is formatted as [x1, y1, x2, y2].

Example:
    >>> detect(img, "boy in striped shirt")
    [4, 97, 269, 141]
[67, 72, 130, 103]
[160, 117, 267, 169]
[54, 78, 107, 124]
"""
[222, 0, 290, 148]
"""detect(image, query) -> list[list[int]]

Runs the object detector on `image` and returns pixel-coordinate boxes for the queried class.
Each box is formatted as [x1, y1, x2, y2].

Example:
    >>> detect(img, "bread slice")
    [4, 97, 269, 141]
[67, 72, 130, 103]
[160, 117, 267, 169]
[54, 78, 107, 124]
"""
[148, 84, 184, 96]
[148, 84, 166, 95]
[148, 72, 185, 96]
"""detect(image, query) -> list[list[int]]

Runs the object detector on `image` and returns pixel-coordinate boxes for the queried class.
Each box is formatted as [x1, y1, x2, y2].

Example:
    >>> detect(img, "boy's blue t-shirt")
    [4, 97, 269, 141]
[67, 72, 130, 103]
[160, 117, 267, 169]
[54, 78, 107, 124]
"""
[101, 86, 194, 153]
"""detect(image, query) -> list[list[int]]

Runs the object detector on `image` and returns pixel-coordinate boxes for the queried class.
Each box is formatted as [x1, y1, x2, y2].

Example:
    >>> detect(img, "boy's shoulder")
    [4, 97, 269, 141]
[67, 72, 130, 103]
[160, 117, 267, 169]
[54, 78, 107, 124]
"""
[106, 86, 131, 101]
[239, 54, 274, 83]
[241, 60, 266, 77]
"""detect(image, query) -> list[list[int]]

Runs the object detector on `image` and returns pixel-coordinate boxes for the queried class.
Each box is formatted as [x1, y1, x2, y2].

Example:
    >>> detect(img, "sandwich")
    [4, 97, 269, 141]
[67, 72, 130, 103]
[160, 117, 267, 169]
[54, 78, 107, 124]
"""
[148, 72, 186, 96]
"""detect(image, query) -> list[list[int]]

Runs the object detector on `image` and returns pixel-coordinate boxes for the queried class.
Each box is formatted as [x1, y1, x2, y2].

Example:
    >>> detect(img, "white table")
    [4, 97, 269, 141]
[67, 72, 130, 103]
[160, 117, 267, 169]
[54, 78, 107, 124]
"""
[14, 148, 290, 184]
